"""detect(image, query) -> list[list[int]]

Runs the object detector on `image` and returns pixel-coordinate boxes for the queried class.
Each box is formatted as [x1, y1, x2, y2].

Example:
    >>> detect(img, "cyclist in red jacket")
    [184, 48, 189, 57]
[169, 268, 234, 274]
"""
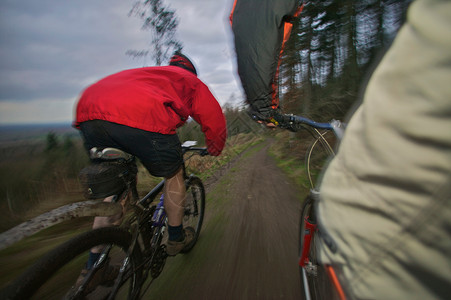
[74, 52, 226, 258]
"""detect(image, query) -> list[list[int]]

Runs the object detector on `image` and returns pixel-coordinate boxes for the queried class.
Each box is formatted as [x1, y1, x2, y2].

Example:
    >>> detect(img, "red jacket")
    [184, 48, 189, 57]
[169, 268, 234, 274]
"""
[74, 66, 227, 155]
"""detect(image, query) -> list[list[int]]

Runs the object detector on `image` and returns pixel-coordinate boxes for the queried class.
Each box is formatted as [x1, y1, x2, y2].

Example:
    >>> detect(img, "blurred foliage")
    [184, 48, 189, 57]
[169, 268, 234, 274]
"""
[128, 0, 183, 65]
[0, 134, 89, 231]
[280, 0, 412, 121]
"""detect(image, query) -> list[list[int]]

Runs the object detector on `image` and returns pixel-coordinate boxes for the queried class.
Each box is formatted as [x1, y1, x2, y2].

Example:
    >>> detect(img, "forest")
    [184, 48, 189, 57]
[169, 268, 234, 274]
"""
[279, 0, 412, 121]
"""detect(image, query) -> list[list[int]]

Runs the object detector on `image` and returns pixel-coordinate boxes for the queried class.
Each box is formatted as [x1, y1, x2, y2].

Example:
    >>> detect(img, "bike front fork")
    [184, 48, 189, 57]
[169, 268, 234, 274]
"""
[299, 216, 317, 269]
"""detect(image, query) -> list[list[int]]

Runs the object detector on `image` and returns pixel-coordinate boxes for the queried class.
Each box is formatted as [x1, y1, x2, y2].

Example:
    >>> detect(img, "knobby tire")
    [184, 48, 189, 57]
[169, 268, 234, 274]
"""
[2, 227, 142, 300]
[181, 176, 205, 253]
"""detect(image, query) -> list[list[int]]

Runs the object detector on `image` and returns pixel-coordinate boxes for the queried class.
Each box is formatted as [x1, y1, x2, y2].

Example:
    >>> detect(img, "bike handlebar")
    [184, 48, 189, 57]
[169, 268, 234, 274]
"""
[277, 114, 345, 140]
[278, 114, 333, 130]
[182, 146, 209, 156]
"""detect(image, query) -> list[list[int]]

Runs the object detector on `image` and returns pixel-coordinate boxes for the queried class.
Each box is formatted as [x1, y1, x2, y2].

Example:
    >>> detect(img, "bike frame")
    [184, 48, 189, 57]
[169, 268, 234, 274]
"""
[110, 143, 206, 296]
[282, 115, 347, 300]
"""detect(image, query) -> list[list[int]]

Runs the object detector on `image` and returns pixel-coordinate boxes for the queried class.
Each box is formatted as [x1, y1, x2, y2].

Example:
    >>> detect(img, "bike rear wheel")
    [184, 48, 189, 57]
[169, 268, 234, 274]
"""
[2, 227, 142, 300]
[181, 175, 205, 253]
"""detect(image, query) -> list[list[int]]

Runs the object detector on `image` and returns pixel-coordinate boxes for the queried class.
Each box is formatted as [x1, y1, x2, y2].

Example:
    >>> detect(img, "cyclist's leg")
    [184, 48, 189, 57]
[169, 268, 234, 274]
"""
[79, 121, 132, 265]
[90, 194, 128, 256]
[80, 120, 190, 253]
[128, 132, 191, 251]
[164, 167, 196, 255]
[105, 126, 191, 253]
[92, 195, 127, 229]
[164, 167, 186, 227]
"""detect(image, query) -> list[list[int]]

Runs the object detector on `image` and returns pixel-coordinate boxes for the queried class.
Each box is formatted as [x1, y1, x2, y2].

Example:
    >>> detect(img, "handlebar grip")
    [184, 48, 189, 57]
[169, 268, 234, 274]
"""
[182, 146, 209, 156]
[200, 149, 209, 156]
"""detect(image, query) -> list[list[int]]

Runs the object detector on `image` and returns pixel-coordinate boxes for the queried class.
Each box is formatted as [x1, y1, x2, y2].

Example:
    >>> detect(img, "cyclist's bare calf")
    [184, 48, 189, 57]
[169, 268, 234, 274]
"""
[163, 168, 186, 227]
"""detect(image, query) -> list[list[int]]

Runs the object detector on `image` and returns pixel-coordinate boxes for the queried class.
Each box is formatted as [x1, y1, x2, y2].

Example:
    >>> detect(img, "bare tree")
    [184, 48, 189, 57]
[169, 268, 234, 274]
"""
[128, 0, 183, 65]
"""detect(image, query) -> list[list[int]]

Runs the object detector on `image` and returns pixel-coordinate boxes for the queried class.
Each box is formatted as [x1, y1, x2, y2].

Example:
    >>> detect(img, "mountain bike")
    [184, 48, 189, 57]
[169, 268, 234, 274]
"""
[1, 141, 207, 300]
[277, 114, 347, 300]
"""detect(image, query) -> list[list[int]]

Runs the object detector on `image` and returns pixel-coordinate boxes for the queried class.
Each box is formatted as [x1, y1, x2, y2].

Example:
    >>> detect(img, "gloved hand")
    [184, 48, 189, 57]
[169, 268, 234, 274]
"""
[200, 148, 209, 156]
[247, 106, 300, 132]
[246, 95, 278, 121]
[247, 104, 282, 124]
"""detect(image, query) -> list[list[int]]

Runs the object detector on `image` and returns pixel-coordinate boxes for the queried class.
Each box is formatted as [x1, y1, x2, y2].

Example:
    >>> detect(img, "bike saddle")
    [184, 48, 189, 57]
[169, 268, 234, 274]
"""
[89, 147, 134, 161]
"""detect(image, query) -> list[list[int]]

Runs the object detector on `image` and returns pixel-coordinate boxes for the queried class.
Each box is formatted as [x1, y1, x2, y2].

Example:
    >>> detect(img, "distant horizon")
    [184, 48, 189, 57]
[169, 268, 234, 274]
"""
[0, 122, 78, 144]
[0, 121, 73, 127]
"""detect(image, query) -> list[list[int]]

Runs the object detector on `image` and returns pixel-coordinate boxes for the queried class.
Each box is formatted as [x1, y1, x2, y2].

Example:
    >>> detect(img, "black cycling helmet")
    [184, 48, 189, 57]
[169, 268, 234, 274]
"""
[169, 51, 197, 76]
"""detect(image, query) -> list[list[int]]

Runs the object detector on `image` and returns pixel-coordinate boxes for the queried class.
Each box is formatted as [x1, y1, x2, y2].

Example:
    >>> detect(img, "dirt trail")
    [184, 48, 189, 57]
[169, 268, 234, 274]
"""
[150, 141, 304, 299]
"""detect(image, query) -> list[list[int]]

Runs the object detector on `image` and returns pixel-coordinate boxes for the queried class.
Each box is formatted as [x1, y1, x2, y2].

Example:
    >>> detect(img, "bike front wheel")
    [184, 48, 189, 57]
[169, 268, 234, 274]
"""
[2, 227, 143, 300]
[305, 130, 336, 190]
[181, 175, 205, 253]
[299, 194, 340, 300]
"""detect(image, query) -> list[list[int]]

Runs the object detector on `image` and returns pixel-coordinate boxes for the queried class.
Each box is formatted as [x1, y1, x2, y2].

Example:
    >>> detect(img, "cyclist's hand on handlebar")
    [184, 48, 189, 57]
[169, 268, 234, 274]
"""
[258, 121, 277, 129]
[247, 107, 298, 132]
[200, 149, 209, 156]
[275, 114, 301, 132]
[247, 107, 280, 128]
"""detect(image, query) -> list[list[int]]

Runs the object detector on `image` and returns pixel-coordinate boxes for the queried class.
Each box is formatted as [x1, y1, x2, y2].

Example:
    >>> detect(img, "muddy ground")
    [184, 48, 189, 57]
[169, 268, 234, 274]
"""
[148, 142, 305, 300]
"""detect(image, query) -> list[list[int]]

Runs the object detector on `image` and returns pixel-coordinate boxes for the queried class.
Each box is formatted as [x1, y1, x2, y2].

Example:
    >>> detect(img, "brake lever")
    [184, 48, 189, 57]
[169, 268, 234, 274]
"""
[274, 114, 300, 132]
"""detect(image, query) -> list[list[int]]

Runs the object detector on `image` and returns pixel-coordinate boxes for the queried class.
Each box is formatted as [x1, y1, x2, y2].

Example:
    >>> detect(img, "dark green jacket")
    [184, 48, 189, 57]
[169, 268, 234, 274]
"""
[230, 0, 302, 118]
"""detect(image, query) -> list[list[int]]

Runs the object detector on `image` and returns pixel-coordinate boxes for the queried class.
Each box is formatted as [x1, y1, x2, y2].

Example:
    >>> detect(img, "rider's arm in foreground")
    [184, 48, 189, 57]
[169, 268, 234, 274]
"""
[230, 0, 303, 124]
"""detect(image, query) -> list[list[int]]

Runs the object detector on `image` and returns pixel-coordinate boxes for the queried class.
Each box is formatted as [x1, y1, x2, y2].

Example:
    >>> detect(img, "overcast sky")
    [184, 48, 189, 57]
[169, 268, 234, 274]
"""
[0, 0, 242, 124]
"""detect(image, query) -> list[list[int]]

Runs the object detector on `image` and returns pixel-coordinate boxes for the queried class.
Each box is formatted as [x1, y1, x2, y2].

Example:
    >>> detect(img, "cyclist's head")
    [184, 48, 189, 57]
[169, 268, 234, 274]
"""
[169, 51, 197, 76]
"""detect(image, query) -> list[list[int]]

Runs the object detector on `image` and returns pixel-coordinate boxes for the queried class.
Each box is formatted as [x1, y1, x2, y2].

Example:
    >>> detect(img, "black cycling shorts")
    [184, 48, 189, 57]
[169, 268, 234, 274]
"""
[79, 120, 183, 178]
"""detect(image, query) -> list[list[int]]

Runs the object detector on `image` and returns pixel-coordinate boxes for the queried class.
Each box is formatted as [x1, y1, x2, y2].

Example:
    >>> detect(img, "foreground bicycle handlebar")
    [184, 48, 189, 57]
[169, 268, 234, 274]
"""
[276, 114, 346, 140]
[275, 113, 348, 300]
